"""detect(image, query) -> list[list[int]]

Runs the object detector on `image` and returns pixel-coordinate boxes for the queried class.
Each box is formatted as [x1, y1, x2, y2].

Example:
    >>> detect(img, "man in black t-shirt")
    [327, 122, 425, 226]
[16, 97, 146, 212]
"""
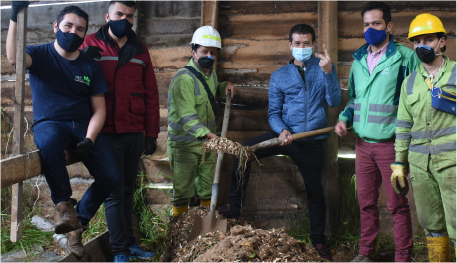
[6, 3, 119, 257]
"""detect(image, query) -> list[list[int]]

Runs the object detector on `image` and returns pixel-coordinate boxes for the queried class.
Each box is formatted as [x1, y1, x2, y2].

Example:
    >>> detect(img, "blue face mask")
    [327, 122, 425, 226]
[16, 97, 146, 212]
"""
[292, 47, 313, 62]
[364, 27, 388, 46]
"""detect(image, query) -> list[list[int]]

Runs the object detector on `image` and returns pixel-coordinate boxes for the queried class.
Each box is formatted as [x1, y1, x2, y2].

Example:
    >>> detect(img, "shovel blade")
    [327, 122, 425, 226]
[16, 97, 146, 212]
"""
[188, 214, 227, 243]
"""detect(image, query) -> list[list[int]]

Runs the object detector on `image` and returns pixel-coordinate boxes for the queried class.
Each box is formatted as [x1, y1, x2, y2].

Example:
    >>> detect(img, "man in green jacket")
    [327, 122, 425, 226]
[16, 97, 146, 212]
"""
[392, 13, 456, 262]
[335, 2, 420, 262]
[167, 26, 236, 217]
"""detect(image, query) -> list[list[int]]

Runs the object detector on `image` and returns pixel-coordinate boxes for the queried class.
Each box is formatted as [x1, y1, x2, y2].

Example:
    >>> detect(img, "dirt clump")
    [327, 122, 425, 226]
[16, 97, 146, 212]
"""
[162, 206, 327, 262]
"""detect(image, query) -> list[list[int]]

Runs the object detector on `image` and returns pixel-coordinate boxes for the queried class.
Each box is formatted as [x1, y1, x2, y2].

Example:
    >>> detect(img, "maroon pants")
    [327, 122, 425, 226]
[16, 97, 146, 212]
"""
[355, 137, 413, 262]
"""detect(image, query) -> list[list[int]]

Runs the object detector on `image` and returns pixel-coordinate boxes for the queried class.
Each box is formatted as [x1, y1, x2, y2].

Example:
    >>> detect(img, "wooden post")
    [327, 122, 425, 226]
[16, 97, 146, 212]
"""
[318, 1, 339, 237]
[11, 7, 28, 242]
[201, 1, 219, 71]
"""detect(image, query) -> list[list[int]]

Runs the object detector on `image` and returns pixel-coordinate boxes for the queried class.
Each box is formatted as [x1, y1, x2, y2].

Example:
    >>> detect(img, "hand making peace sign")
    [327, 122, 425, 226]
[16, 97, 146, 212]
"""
[314, 44, 333, 74]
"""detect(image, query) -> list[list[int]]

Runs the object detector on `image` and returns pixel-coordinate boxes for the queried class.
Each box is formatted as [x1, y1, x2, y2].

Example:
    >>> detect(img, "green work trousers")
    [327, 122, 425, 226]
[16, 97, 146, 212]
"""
[409, 158, 456, 242]
[168, 141, 216, 207]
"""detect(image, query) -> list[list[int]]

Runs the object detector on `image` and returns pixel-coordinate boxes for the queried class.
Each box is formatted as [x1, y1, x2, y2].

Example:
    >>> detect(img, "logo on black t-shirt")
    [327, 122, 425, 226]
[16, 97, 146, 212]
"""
[75, 75, 91, 86]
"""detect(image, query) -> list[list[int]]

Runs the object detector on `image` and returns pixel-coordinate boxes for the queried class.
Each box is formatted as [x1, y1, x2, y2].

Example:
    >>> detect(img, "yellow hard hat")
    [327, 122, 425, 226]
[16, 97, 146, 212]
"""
[408, 13, 446, 39]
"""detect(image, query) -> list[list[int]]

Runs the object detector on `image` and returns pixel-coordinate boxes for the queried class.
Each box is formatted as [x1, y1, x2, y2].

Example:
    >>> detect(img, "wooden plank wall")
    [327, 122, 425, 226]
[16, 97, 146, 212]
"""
[1, 1, 111, 133]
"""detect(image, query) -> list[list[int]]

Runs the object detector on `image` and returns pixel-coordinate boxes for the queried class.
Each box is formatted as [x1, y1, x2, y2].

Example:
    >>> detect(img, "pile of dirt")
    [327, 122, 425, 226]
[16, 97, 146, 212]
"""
[161, 206, 327, 262]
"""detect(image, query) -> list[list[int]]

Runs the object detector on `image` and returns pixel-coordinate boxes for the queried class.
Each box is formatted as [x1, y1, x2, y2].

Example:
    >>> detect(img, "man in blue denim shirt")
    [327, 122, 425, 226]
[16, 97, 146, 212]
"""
[217, 24, 341, 260]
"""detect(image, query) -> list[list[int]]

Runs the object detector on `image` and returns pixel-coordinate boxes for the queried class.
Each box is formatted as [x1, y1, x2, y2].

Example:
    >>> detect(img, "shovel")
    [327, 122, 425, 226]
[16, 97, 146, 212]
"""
[188, 91, 231, 243]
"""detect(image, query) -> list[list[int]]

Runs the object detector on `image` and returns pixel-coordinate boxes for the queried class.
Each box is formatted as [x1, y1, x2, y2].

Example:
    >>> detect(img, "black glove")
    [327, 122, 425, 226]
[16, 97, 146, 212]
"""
[75, 137, 94, 160]
[11, 1, 29, 22]
[144, 136, 157, 155]
[81, 46, 104, 59]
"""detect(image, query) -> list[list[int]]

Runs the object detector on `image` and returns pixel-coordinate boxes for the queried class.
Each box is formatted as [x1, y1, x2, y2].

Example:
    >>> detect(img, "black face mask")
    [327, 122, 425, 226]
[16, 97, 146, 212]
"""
[56, 29, 85, 52]
[415, 39, 442, 64]
[108, 19, 133, 38]
[194, 52, 215, 69]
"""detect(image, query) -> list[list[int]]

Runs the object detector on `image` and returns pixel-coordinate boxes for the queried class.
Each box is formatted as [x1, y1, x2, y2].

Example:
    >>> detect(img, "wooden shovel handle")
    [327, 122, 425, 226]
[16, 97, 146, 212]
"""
[250, 126, 335, 151]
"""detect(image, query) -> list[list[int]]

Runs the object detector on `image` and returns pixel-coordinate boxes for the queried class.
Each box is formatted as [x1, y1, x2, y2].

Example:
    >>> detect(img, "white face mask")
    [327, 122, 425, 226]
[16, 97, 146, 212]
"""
[292, 47, 313, 62]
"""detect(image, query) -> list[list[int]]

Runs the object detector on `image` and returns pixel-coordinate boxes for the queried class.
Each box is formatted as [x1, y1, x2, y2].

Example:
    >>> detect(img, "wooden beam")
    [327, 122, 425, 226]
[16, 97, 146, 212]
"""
[201, 0, 219, 71]
[1, 148, 83, 190]
[10, 7, 28, 242]
[318, 1, 340, 237]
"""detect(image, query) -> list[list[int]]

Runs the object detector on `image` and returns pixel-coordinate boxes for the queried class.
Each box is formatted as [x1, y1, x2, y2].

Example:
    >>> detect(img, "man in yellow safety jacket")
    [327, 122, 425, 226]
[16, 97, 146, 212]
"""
[391, 13, 456, 262]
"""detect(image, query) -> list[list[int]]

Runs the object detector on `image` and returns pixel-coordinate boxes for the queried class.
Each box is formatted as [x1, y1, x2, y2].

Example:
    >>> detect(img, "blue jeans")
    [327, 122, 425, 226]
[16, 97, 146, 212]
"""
[104, 133, 144, 256]
[32, 120, 119, 225]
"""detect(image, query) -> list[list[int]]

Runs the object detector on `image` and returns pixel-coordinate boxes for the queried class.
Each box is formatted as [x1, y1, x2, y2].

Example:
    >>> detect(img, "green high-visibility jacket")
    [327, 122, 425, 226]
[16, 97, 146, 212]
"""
[395, 56, 456, 171]
[167, 59, 226, 146]
[338, 37, 421, 143]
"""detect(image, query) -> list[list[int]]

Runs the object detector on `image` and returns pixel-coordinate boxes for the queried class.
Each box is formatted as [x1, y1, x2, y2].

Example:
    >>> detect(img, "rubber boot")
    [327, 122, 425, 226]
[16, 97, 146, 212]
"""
[426, 235, 451, 262]
[66, 224, 88, 257]
[172, 205, 188, 218]
[55, 200, 82, 234]
[200, 199, 211, 207]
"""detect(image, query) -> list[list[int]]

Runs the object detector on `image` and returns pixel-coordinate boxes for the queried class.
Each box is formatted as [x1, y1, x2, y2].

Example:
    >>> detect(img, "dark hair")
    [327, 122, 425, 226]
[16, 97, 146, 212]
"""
[289, 24, 316, 43]
[57, 5, 89, 33]
[191, 44, 201, 52]
[109, 1, 136, 10]
[361, 2, 392, 24]
[191, 43, 220, 52]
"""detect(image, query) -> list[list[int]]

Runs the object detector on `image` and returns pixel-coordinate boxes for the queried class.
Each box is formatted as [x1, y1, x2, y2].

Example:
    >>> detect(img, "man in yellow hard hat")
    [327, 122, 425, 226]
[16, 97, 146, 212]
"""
[167, 26, 236, 217]
[392, 13, 456, 262]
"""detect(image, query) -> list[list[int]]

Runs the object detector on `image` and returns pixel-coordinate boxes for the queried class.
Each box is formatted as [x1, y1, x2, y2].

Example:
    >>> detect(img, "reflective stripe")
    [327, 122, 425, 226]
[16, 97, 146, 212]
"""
[367, 115, 396, 124]
[187, 123, 206, 135]
[447, 64, 456, 87]
[411, 25, 433, 34]
[406, 71, 417, 95]
[168, 121, 184, 131]
[369, 104, 398, 114]
[130, 58, 146, 66]
[212, 69, 218, 90]
[354, 114, 360, 122]
[397, 120, 413, 128]
[354, 103, 362, 111]
[410, 130, 428, 140]
[180, 113, 200, 125]
[346, 99, 355, 109]
[168, 69, 201, 97]
[168, 132, 208, 143]
[411, 126, 456, 139]
[95, 56, 145, 66]
[433, 142, 456, 154]
[409, 142, 456, 155]
[202, 35, 221, 41]
[409, 144, 429, 155]
[396, 132, 411, 140]
[433, 126, 456, 137]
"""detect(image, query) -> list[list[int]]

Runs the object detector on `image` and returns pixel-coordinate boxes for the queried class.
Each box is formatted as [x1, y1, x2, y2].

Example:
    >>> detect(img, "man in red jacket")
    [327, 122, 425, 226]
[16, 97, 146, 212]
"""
[80, 1, 159, 262]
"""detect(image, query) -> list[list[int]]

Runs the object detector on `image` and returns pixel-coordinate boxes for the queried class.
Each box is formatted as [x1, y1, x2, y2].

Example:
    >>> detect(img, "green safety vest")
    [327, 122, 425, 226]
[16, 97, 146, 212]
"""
[395, 55, 456, 171]
[167, 59, 226, 146]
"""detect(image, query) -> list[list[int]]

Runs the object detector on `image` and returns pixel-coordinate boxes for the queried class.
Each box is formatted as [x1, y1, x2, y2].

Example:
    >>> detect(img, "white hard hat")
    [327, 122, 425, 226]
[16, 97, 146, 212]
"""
[190, 26, 222, 49]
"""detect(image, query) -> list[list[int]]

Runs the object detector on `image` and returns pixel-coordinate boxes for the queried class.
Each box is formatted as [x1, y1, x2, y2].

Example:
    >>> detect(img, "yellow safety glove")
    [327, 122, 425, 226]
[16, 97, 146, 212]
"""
[391, 163, 408, 195]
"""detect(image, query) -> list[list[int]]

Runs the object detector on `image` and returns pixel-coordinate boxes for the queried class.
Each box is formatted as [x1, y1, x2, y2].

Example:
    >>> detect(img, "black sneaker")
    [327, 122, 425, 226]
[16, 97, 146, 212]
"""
[315, 244, 333, 261]
[216, 204, 240, 219]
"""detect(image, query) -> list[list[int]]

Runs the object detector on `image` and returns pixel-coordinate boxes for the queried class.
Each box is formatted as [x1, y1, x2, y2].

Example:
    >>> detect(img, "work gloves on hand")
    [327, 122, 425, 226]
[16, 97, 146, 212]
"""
[81, 46, 104, 59]
[11, 1, 29, 22]
[144, 136, 157, 155]
[75, 138, 94, 160]
[390, 163, 408, 195]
